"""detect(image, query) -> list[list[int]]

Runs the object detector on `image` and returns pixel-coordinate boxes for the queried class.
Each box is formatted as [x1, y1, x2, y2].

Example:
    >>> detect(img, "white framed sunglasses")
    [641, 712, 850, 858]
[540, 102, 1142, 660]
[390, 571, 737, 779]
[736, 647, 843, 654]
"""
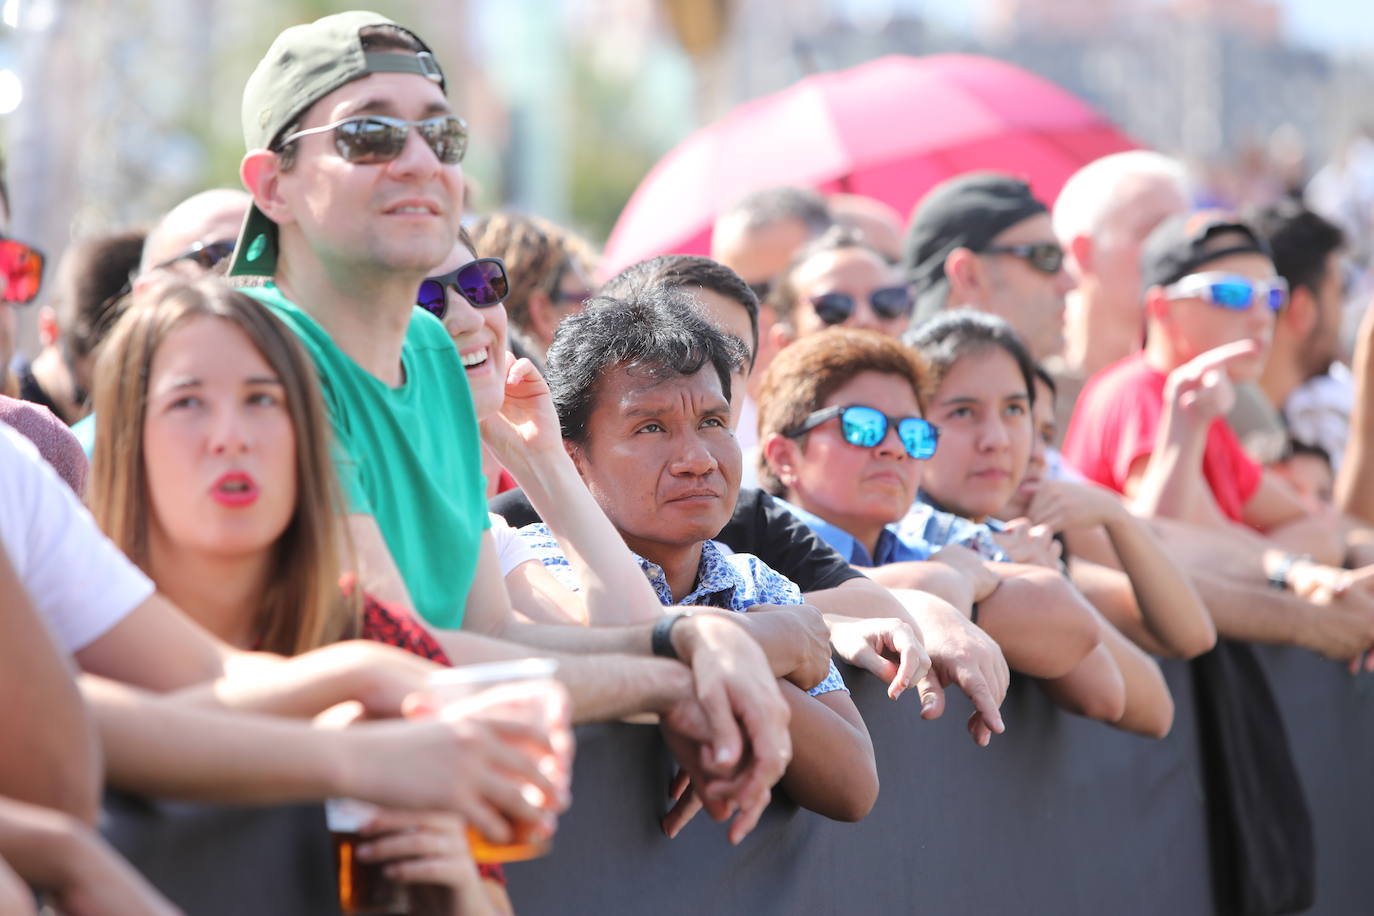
[1164, 272, 1289, 313]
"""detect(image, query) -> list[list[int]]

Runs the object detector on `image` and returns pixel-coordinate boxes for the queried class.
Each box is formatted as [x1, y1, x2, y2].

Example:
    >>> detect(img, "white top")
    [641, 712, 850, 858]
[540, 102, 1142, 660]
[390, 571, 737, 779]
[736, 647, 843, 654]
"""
[0, 424, 153, 652]
[735, 394, 759, 453]
[490, 512, 539, 578]
[735, 395, 761, 490]
[1045, 445, 1087, 483]
[1285, 362, 1353, 472]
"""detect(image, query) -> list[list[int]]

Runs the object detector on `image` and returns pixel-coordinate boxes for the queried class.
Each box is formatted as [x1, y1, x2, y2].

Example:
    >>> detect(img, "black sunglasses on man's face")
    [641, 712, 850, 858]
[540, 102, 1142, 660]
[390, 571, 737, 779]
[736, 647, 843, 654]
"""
[979, 241, 1064, 275]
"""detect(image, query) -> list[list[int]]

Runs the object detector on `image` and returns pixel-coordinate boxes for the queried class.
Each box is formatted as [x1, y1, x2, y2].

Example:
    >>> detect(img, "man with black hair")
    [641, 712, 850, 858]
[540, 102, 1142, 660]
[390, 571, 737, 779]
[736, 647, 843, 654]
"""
[16, 231, 145, 425]
[522, 290, 881, 828]
[601, 255, 758, 421]
[1238, 202, 1352, 469]
[505, 258, 1010, 735]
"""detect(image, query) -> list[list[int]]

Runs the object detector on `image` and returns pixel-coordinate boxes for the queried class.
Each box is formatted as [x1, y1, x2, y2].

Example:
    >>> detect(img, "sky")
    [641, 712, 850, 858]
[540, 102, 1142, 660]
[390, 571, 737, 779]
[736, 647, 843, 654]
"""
[917, 0, 1374, 56]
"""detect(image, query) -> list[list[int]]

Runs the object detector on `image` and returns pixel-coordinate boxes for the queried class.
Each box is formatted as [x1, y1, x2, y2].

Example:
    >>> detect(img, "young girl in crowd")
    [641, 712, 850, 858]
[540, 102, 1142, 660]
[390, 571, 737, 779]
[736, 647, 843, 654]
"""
[86, 278, 513, 915]
[904, 310, 1175, 736]
[999, 366, 1216, 659]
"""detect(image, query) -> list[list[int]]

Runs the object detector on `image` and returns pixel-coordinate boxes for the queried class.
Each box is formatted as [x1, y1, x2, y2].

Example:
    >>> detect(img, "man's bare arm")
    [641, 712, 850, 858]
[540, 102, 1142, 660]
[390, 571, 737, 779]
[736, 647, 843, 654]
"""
[1128, 341, 1263, 528]
[1336, 294, 1374, 524]
[85, 675, 560, 835]
[481, 357, 665, 627]
[0, 546, 100, 823]
[74, 592, 229, 691]
[1151, 517, 1374, 660]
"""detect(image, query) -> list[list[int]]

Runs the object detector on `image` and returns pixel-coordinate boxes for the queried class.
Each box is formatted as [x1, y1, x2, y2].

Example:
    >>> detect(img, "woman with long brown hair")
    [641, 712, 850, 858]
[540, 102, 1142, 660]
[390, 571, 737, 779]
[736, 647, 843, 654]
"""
[87, 277, 512, 915]
[89, 276, 350, 656]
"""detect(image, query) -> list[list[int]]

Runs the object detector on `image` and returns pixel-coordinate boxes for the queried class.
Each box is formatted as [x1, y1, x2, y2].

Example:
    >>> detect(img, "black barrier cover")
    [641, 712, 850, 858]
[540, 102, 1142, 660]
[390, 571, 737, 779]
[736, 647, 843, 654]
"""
[102, 649, 1374, 915]
[102, 791, 340, 916]
[508, 662, 1214, 915]
[1255, 645, 1374, 915]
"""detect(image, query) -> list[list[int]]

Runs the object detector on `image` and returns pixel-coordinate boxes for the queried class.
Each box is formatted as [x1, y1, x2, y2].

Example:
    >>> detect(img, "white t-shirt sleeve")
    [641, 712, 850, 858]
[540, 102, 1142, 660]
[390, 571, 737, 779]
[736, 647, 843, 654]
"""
[489, 512, 539, 578]
[0, 425, 154, 653]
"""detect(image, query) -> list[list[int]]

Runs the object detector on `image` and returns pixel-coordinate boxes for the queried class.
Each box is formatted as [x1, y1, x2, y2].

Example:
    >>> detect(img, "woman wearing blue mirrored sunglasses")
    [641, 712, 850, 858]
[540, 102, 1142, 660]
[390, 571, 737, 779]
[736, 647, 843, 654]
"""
[785, 404, 938, 460]
[760, 330, 938, 568]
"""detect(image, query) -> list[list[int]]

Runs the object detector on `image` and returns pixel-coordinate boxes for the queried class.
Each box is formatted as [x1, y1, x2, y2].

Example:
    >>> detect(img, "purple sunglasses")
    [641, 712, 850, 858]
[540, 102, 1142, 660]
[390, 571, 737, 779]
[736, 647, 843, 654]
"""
[417, 257, 510, 319]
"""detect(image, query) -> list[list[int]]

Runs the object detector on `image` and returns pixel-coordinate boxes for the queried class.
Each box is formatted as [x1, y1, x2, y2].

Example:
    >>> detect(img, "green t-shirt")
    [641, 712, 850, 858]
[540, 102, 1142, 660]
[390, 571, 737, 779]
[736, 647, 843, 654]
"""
[247, 283, 489, 629]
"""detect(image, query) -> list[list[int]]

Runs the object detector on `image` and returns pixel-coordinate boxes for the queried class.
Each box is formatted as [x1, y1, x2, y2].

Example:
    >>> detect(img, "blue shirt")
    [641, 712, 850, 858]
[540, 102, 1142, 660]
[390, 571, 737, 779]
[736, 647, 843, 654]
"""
[518, 523, 847, 696]
[896, 497, 1009, 562]
[773, 499, 934, 566]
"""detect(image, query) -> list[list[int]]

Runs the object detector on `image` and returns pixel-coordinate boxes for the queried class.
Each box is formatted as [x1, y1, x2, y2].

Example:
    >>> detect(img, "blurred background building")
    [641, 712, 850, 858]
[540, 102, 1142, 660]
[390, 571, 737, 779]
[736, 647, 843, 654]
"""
[3, 0, 1373, 351]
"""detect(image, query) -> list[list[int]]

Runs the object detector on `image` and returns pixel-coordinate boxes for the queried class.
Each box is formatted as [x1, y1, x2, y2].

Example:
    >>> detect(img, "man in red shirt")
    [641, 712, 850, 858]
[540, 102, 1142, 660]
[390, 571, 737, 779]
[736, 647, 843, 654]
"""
[1064, 212, 1354, 560]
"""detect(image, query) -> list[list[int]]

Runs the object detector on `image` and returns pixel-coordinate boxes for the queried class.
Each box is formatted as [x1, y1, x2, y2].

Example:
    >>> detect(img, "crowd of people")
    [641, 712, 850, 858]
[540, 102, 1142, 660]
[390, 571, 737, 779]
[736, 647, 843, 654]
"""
[1, 9, 1372, 914]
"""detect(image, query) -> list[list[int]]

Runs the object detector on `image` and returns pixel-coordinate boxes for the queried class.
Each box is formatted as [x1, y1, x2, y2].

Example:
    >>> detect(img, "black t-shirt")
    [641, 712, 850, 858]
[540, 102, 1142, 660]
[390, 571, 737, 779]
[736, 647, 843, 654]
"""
[488, 486, 863, 594]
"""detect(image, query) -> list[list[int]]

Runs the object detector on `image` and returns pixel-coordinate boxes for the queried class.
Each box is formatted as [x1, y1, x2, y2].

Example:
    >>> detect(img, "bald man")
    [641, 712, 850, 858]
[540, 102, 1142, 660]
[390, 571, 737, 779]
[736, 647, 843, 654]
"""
[828, 193, 903, 264]
[135, 188, 251, 284]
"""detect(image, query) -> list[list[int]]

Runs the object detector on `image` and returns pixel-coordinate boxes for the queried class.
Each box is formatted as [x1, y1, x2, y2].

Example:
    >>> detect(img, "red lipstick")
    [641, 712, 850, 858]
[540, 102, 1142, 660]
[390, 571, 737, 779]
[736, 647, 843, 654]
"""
[211, 471, 259, 508]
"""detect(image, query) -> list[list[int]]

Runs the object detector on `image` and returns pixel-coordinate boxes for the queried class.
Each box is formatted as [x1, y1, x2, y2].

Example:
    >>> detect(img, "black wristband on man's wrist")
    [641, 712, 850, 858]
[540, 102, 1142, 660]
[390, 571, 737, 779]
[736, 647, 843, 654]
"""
[652, 612, 693, 659]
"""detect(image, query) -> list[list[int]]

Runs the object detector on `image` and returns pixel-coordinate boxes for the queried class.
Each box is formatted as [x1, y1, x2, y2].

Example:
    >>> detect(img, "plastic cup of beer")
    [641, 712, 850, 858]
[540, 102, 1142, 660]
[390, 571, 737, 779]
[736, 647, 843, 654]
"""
[418, 658, 568, 865]
[325, 797, 410, 916]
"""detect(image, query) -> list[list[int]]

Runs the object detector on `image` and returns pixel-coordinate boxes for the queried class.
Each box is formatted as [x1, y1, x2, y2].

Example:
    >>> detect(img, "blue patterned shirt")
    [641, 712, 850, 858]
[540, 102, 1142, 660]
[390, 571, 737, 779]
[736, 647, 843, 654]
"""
[518, 523, 847, 696]
[774, 499, 934, 566]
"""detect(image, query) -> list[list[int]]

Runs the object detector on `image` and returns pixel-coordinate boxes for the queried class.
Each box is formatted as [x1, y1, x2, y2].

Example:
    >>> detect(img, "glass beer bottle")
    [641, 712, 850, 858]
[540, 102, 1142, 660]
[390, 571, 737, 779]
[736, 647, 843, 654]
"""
[326, 798, 410, 915]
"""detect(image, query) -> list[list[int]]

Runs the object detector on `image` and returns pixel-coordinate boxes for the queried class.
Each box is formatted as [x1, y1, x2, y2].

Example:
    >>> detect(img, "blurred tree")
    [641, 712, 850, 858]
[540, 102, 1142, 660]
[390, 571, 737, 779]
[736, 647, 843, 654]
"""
[661, 0, 732, 58]
[564, 48, 661, 246]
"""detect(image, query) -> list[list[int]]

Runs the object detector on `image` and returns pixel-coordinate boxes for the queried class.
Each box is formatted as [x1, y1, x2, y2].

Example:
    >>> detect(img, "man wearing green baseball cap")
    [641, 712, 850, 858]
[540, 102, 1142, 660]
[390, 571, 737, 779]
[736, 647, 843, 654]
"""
[235, 11, 489, 628]
[232, 11, 795, 842]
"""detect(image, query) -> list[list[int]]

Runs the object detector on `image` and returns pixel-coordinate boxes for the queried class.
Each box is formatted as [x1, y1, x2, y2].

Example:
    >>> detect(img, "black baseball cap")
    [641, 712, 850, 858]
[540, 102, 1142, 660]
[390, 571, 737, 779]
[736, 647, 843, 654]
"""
[1140, 210, 1272, 291]
[903, 172, 1049, 326]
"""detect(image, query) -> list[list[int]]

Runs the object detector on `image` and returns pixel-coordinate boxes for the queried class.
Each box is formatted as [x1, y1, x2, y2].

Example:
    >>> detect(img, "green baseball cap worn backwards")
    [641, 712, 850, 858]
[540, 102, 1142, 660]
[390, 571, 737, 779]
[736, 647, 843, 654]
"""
[230, 10, 447, 278]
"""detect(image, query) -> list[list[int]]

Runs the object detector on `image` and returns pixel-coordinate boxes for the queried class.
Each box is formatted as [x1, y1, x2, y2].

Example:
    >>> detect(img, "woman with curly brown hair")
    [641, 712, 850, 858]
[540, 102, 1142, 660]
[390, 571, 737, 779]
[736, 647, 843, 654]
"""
[468, 213, 596, 361]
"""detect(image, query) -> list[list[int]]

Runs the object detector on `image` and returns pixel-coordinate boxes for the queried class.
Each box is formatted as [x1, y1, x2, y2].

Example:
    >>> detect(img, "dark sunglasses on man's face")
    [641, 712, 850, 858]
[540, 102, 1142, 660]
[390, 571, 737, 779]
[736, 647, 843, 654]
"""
[786, 404, 939, 460]
[278, 114, 469, 166]
[157, 238, 237, 273]
[980, 241, 1065, 275]
[0, 236, 44, 304]
[809, 286, 914, 326]
[97, 238, 239, 320]
[417, 258, 510, 320]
